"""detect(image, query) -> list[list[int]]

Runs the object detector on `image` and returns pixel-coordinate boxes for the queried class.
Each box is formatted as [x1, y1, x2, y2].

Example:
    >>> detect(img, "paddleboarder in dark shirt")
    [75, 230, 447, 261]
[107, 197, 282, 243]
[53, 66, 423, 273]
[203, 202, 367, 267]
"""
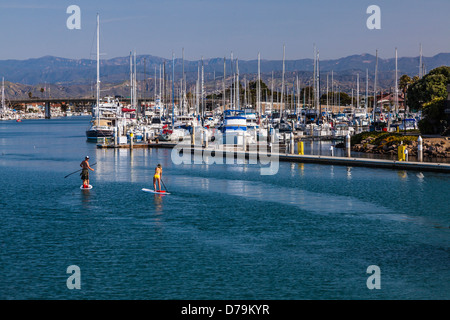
[80, 156, 94, 188]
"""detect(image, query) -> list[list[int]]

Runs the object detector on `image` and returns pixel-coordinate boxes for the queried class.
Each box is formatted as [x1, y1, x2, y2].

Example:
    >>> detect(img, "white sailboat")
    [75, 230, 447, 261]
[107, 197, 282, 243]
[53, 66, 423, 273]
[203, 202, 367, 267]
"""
[85, 15, 126, 142]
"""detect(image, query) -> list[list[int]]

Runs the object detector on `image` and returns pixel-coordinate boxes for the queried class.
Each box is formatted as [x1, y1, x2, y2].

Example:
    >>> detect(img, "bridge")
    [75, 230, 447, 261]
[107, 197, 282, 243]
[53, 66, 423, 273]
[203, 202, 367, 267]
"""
[7, 97, 151, 119]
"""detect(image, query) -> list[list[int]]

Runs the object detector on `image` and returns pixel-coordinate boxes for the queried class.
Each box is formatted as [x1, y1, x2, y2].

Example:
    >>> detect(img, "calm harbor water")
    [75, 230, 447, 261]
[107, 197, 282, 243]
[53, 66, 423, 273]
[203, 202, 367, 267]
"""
[0, 117, 449, 300]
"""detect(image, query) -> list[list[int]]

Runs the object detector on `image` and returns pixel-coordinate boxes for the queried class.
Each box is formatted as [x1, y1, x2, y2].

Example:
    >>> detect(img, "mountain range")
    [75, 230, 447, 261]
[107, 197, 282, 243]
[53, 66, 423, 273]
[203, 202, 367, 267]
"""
[1, 53, 449, 100]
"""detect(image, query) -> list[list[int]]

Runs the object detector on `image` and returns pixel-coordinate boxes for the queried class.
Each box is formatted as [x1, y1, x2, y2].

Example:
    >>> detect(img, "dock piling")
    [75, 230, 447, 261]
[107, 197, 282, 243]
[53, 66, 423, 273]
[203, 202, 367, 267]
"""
[130, 132, 134, 149]
[290, 133, 294, 155]
[345, 134, 351, 157]
[191, 127, 196, 146]
[114, 127, 117, 147]
[298, 141, 304, 155]
[418, 136, 423, 162]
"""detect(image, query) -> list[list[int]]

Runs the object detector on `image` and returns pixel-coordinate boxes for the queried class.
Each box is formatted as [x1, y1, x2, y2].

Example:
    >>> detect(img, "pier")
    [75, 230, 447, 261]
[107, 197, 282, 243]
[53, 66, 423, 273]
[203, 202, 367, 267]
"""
[97, 141, 450, 173]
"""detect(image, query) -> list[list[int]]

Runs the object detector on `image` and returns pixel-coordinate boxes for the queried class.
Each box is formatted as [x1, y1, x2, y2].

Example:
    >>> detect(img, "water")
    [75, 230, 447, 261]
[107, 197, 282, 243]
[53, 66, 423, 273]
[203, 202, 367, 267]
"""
[0, 117, 449, 300]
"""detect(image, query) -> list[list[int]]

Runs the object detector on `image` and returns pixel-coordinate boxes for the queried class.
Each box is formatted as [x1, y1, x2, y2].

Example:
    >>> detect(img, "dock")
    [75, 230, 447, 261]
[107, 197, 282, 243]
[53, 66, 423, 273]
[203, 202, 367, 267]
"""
[97, 142, 450, 173]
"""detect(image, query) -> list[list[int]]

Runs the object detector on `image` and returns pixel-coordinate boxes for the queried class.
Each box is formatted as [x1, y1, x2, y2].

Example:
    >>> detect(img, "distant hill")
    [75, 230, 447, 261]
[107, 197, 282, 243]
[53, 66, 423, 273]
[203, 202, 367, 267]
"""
[0, 53, 449, 99]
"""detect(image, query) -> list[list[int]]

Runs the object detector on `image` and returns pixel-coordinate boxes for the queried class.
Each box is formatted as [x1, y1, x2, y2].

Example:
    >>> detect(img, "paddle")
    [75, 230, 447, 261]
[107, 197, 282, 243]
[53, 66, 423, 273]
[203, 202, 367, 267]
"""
[161, 178, 169, 193]
[64, 162, 97, 179]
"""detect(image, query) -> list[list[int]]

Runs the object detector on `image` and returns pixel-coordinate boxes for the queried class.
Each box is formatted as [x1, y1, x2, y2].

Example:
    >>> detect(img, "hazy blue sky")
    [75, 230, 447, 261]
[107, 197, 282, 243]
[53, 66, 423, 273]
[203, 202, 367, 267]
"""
[0, 0, 449, 61]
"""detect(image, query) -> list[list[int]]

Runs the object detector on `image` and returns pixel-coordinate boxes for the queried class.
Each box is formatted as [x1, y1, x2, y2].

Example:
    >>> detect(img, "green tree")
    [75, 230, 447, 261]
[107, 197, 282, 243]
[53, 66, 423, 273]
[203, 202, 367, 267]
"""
[320, 92, 352, 106]
[407, 66, 450, 134]
[407, 66, 450, 111]
[399, 74, 412, 94]
[418, 97, 447, 134]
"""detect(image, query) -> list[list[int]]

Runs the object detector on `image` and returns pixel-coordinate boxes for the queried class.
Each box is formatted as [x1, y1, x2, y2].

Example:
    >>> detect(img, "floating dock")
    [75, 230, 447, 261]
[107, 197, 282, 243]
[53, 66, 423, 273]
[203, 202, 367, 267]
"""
[97, 142, 450, 173]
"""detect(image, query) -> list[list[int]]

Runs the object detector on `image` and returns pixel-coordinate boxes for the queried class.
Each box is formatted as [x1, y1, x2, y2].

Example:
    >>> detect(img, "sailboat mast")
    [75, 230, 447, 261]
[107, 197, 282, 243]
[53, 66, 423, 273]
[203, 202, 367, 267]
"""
[365, 69, 369, 114]
[326, 73, 329, 113]
[395, 47, 399, 116]
[159, 65, 162, 101]
[258, 52, 261, 115]
[230, 52, 233, 109]
[154, 66, 157, 104]
[96, 14, 100, 123]
[196, 65, 199, 116]
[134, 51, 137, 118]
[1, 77, 4, 113]
[236, 59, 240, 110]
[357, 73, 360, 110]
[317, 50, 321, 117]
[244, 76, 247, 107]
[223, 57, 226, 111]
[182, 48, 185, 115]
[419, 44, 423, 79]
[296, 75, 300, 115]
[313, 44, 316, 111]
[373, 49, 378, 121]
[271, 71, 274, 112]
[162, 62, 165, 117]
[281, 44, 285, 119]
[130, 52, 133, 109]
[201, 57, 204, 121]
[172, 52, 175, 129]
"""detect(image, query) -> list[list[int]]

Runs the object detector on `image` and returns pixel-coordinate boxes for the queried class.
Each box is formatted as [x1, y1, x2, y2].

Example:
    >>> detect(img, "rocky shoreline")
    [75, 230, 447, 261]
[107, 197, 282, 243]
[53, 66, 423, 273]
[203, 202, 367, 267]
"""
[352, 135, 450, 158]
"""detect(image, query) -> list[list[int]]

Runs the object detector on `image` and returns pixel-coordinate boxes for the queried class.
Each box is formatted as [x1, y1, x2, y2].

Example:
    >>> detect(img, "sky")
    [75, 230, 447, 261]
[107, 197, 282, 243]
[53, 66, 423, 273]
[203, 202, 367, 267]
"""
[0, 0, 449, 61]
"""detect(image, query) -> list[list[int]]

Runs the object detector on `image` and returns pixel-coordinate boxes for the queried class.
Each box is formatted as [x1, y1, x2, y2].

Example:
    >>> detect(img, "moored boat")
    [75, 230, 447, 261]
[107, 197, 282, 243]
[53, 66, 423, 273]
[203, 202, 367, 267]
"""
[221, 110, 247, 144]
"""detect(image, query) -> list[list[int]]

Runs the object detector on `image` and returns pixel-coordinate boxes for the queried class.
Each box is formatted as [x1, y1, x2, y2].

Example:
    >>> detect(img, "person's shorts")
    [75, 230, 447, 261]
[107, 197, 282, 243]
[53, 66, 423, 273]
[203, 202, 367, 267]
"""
[81, 169, 89, 180]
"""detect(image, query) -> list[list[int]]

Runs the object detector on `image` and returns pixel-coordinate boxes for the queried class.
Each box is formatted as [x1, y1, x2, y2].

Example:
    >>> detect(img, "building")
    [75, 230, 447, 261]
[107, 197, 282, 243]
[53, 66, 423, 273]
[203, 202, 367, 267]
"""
[376, 92, 405, 111]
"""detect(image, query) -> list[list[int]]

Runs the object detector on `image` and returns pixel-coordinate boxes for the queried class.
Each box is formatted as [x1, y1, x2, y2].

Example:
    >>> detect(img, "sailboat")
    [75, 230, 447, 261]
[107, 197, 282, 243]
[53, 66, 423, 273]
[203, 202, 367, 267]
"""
[85, 14, 122, 142]
[0, 77, 9, 121]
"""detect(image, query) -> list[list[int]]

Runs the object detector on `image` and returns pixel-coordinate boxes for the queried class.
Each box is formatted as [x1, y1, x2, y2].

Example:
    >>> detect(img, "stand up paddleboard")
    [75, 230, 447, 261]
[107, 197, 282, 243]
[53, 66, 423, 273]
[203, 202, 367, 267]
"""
[142, 188, 170, 195]
[80, 185, 93, 190]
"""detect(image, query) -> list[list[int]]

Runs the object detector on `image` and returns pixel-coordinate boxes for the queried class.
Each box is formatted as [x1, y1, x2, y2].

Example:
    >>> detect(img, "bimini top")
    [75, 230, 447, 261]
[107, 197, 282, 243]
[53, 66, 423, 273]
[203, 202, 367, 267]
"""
[224, 110, 245, 118]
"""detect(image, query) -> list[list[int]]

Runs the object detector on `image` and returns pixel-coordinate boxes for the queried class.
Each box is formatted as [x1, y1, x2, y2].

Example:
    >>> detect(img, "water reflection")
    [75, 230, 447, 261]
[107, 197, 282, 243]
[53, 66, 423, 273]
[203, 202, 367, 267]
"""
[346, 166, 352, 179]
[80, 188, 91, 209]
[298, 163, 305, 176]
[397, 170, 408, 180]
[416, 172, 425, 180]
[153, 194, 163, 213]
[290, 163, 295, 177]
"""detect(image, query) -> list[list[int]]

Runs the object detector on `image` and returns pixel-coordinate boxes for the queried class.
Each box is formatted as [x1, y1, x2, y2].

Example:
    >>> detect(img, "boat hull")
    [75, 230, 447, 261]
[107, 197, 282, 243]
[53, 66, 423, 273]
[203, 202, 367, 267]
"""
[86, 128, 114, 142]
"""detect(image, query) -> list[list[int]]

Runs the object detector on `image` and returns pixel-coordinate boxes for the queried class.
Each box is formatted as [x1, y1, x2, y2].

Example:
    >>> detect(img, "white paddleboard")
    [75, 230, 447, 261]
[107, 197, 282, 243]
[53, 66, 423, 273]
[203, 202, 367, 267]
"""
[80, 185, 93, 190]
[142, 188, 170, 195]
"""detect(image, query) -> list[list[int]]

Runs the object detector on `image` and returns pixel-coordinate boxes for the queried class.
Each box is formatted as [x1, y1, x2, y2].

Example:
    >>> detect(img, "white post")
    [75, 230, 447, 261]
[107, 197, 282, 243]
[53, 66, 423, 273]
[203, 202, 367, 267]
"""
[346, 133, 351, 157]
[290, 132, 294, 155]
[417, 136, 423, 162]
